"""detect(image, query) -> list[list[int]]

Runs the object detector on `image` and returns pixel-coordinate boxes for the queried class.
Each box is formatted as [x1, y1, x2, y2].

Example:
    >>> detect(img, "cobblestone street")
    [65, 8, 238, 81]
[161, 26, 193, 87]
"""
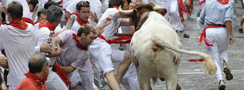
[74, 1, 244, 90]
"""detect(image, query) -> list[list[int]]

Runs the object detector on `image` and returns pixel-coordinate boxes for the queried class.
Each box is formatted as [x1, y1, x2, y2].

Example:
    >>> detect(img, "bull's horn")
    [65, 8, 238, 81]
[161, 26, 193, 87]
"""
[152, 3, 161, 10]
[119, 5, 133, 15]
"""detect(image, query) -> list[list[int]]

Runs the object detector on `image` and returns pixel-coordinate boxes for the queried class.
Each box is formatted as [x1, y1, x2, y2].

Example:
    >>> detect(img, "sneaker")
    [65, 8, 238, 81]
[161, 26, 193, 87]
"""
[183, 33, 190, 38]
[239, 28, 243, 33]
[223, 66, 233, 80]
[219, 80, 225, 90]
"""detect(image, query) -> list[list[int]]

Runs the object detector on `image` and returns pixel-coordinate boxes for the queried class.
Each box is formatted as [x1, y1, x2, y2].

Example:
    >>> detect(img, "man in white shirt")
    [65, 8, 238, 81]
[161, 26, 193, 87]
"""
[62, 1, 111, 89]
[55, 24, 100, 90]
[89, 0, 134, 89]
[33, 6, 69, 90]
[159, 0, 190, 38]
[0, 1, 35, 90]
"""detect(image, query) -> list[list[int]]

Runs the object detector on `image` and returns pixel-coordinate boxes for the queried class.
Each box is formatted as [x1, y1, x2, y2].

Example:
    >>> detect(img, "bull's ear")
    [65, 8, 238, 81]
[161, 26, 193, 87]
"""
[157, 9, 167, 16]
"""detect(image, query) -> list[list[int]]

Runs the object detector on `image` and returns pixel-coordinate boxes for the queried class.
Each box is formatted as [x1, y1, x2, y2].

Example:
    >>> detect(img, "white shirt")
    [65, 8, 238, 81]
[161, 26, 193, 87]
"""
[98, 8, 122, 40]
[65, 0, 83, 14]
[38, 0, 62, 8]
[33, 23, 50, 53]
[55, 30, 89, 69]
[0, 23, 35, 86]
[69, 18, 92, 71]
[33, 23, 56, 65]
[0, 40, 4, 57]
[70, 20, 83, 33]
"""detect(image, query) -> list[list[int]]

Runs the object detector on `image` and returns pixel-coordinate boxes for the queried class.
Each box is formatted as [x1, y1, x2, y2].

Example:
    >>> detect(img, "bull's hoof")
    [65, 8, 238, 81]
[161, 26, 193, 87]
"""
[223, 67, 233, 80]
[219, 80, 225, 90]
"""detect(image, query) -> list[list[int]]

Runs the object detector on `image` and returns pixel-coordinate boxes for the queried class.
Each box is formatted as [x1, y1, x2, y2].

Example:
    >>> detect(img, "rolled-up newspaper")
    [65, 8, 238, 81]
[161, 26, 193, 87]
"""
[32, 3, 42, 21]
[66, 14, 77, 30]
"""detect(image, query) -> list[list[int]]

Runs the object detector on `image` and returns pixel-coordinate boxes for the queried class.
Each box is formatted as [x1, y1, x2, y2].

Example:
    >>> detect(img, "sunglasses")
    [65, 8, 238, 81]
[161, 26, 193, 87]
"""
[76, 1, 90, 10]
[78, 1, 90, 6]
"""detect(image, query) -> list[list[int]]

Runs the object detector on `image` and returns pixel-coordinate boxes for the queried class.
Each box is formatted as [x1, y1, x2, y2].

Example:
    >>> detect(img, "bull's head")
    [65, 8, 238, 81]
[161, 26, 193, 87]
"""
[119, 3, 167, 30]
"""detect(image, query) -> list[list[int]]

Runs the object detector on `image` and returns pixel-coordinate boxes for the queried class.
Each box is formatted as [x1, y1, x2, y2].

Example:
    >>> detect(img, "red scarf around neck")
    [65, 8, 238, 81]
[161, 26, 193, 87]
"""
[39, 19, 56, 31]
[72, 33, 88, 50]
[25, 71, 48, 85]
[71, 13, 89, 26]
[22, 17, 34, 25]
[10, 19, 28, 30]
[113, 5, 119, 10]
[217, 0, 229, 5]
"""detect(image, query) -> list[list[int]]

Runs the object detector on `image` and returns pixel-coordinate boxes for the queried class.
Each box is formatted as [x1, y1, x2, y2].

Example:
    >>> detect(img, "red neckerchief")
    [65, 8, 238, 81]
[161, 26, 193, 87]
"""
[10, 19, 28, 30]
[72, 33, 88, 50]
[30, 10, 34, 12]
[69, 13, 89, 26]
[63, 9, 66, 13]
[57, 0, 63, 5]
[1, 21, 7, 25]
[199, 0, 205, 5]
[113, 5, 119, 10]
[199, 24, 225, 46]
[52, 64, 71, 90]
[25, 71, 48, 85]
[39, 19, 56, 31]
[217, 0, 229, 5]
[98, 35, 132, 44]
[177, 0, 191, 27]
[22, 17, 34, 25]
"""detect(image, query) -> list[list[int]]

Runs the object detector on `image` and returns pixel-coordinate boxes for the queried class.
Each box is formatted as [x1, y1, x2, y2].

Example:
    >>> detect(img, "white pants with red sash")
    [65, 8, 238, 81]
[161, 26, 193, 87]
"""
[160, 0, 185, 31]
[205, 27, 229, 82]
[89, 39, 125, 75]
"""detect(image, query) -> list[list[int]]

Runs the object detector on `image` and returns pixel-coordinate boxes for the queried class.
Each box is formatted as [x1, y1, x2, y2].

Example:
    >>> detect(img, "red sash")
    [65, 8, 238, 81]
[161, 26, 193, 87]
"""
[10, 19, 28, 30]
[72, 33, 88, 50]
[199, 0, 205, 5]
[22, 17, 34, 25]
[98, 35, 132, 44]
[199, 24, 225, 46]
[52, 64, 71, 90]
[217, 0, 229, 5]
[242, 12, 244, 17]
[57, 0, 63, 5]
[39, 19, 55, 31]
[177, 0, 191, 27]
[25, 71, 48, 85]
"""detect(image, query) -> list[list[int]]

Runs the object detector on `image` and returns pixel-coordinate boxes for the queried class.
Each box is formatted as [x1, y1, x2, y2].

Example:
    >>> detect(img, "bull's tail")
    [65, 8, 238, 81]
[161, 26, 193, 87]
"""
[151, 34, 217, 75]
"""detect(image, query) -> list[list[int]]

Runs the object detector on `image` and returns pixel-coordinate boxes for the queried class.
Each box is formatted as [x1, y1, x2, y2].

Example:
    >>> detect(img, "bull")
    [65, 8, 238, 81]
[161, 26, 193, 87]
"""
[119, 3, 217, 90]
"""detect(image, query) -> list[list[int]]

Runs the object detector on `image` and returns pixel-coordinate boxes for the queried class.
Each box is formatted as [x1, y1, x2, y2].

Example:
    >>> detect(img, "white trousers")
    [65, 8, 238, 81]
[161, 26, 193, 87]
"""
[121, 63, 140, 90]
[205, 27, 229, 82]
[160, 0, 184, 31]
[78, 69, 94, 90]
[68, 65, 94, 90]
[46, 71, 69, 90]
